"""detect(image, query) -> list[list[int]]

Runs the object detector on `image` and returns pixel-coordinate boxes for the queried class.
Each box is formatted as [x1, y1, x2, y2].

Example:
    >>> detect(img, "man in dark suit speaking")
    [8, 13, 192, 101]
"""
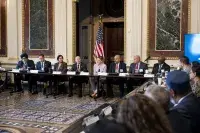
[14, 53, 35, 93]
[152, 56, 170, 75]
[107, 55, 127, 97]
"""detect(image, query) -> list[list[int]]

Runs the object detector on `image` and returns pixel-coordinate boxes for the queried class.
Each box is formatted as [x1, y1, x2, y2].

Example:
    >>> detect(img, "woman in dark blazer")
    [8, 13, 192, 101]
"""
[54, 55, 68, 73]
[53, 55, 68, 94]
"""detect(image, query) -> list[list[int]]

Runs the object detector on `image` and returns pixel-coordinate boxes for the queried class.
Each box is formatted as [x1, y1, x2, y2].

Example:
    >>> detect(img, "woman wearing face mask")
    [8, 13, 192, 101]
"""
[190, 65, 200, 97]
[90, 56, 107, 98]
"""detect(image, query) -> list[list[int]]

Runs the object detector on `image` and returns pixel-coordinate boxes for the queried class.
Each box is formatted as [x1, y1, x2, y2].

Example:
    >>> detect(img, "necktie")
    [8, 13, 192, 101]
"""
[78, 64, 80, 71]
[115, 63, 118, 73]
[135, 63, 138, 70]
[41, 62, 44, 70]
[158, 64, 162, 72]
[98, 67, 100, 72]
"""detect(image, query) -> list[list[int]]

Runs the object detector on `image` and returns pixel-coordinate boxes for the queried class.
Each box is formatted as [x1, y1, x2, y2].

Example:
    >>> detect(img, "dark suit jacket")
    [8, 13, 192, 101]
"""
[109, 62, 127, 73]
[169, 93, 200, 133]
[71, 62, 88, 72]
[16, 60, 35, 70]
[129, 62, 148, 74]
[36, 60, 51, 72]
[152, 62, 170, 74]
[54, 62, 68, 73]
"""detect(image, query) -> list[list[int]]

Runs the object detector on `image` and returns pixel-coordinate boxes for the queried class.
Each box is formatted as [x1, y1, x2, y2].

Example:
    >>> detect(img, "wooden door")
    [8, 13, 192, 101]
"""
[104, 22, 124, 64]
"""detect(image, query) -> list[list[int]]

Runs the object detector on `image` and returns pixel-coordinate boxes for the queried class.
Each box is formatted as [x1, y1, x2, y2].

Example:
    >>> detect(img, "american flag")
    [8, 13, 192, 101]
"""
[94, 24, 104, 57]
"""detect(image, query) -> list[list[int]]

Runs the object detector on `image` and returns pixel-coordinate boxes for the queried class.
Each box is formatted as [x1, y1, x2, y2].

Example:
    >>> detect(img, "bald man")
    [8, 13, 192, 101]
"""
[68, 56, 88, 97]
[107, 55, 127, 97]
[129, 55, 148, 74]
[152, 56, 170, 74]
[127, 55, 148, 92]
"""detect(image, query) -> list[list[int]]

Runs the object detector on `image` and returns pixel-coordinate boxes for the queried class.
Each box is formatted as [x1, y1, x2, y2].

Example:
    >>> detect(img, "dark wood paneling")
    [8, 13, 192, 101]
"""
[148, 0, 189, 59]
[23, 0, 54, 57]
[0, 0, 7, 57]
[104, 22, 124, 60]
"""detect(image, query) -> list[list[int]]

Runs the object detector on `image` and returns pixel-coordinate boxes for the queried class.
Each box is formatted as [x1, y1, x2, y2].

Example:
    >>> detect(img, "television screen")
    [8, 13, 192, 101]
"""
[184, 34, 200, 62]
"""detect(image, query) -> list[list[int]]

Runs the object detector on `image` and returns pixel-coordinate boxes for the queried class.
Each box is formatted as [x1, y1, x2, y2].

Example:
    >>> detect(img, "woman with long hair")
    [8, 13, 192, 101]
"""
[117, 94, 172, 133]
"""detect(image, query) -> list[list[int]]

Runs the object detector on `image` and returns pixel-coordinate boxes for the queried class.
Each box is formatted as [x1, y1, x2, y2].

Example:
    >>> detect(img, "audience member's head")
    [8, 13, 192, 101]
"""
[117, 94, 172, 133]
[158, 56, 166, 64]
[179, 56, 190, 66]
[144, 85, 170, 112]
[114, 55, 121, 64]
[38, 54, 45, 62]
[57, 55, 64, 63]
[96, 56, 104, 65]
[134, 55, 141, 64]
[166, 70, 191, 103]
[75, 56, 81, 64]
[190, 65, 200, 81]
[20, 53, 28, 62]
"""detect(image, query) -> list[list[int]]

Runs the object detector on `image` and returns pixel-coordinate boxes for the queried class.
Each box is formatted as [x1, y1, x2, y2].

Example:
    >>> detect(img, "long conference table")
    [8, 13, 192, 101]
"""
[1, 70, 154, 98]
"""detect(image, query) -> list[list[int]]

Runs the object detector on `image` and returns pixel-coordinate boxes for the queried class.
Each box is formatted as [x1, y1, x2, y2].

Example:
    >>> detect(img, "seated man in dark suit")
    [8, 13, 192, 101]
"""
[166, 70, 200, 133]
[34, 54, 52, 94]
[14, 53, 35, 92]
[152, 56, 170, 75]
[68, 56, 88, 97]
[107, 55, 127, 98]
[127, 55, 148, 92]
[36, 54, 51, 72]
[129, 55, 148, 74]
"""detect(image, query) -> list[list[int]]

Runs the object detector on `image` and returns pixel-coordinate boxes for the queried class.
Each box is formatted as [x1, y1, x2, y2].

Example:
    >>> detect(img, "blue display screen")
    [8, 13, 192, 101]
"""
[184, 34, 200, 62]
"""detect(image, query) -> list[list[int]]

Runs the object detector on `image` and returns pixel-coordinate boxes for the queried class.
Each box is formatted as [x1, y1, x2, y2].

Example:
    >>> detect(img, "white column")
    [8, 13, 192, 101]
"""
[54, 0, 67, 63]
[6, 0, 18, 62]
[126, 0, 142, 65]
[191, 0, 200, 33]
[66, 0, 73, 64]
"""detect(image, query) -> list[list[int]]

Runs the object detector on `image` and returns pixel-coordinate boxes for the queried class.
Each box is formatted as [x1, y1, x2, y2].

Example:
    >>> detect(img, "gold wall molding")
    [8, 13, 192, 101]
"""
[72, 0, 77, 61]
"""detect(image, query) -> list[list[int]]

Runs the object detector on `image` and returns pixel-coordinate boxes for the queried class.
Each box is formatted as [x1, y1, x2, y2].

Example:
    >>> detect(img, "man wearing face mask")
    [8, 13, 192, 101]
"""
[166, 70, 200, 133]
[14, 53, 35, 92]
[152, 56, 170, 74]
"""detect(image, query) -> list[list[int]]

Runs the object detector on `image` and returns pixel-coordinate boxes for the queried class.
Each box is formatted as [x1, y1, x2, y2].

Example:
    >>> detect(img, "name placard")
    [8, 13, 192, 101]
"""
[80, 72, 89, 75]
[144, 74, 154, 77]
[98, 72, 108, 76]
[30, 70, 39, 73]
[119, 73, 129, 76]
[11, 69, 20, 73]
[67, 71, 76, 75]
[53, 71, 61, 75]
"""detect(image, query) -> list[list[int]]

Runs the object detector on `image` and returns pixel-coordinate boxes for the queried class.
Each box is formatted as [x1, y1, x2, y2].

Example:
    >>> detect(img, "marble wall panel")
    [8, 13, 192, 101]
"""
[0, 0, 7, 57]
[23, 0, 54, 57]
[148, 0, 189, 58]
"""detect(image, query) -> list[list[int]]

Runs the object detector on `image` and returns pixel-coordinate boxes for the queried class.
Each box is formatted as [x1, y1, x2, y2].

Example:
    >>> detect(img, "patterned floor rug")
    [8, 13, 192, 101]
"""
[0, 91, 118, 133]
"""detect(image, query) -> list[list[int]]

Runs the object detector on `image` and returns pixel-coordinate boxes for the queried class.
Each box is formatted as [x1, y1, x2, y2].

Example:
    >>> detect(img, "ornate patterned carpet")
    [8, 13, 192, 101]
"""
[0, 91, 118, 133]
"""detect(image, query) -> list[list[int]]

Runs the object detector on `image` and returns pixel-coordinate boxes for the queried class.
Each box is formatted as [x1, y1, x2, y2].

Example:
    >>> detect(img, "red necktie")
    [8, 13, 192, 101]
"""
[115, 64, 118, 72]
[135, 63, 138, 69]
